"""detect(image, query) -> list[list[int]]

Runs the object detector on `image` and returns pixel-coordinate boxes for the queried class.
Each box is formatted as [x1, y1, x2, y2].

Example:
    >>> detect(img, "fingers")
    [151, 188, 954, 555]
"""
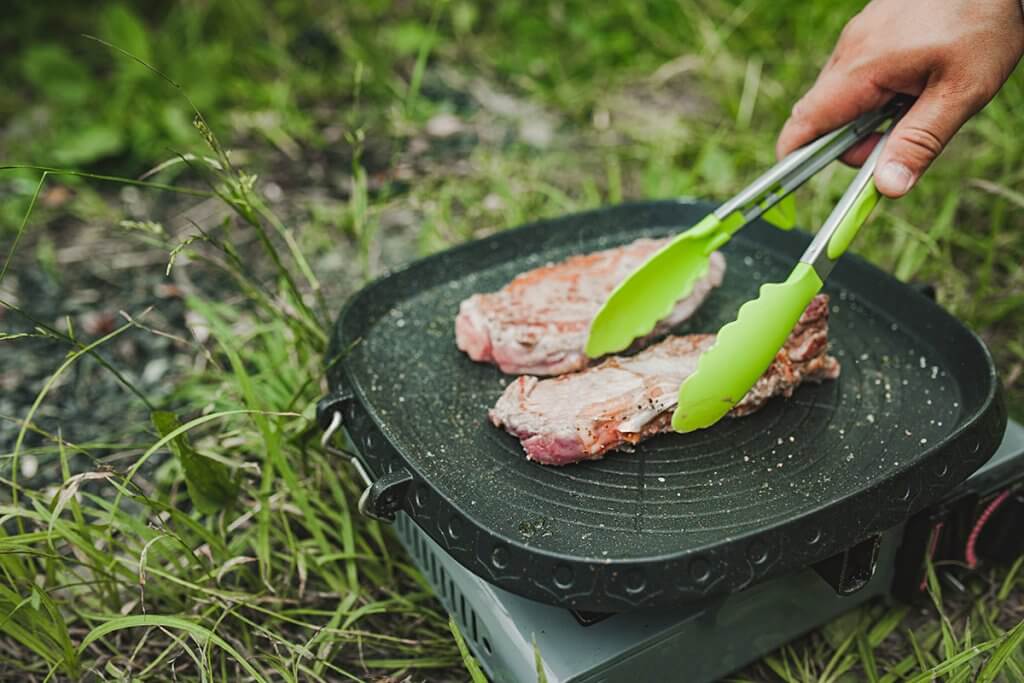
[779, 66, 984, 198]
[776, 69, 890, 159]
[873, 82, 982, 197]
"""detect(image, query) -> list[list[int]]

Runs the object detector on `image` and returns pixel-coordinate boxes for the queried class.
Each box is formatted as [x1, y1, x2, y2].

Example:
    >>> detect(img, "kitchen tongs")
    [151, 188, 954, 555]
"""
[586, 96, 912, 432]
[586, 96, 911, 362]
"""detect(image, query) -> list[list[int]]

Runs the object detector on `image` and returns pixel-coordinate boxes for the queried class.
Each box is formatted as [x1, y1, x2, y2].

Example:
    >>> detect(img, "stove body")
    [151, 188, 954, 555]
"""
[390, 420, 1024, 683]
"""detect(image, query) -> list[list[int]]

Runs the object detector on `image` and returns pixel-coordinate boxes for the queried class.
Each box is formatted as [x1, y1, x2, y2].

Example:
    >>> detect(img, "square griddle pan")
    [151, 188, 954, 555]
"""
[319, 200, 1006, 612]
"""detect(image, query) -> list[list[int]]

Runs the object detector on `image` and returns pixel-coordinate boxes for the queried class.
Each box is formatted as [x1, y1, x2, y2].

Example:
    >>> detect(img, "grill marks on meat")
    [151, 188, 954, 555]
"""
[456, 238, 726, 375]
[489, 295, 840, 465]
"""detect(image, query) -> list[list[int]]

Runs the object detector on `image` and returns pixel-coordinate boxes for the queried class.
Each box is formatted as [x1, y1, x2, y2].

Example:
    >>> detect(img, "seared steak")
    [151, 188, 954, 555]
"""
[456, 238, 726, 375]
[490, 295, 839, 465]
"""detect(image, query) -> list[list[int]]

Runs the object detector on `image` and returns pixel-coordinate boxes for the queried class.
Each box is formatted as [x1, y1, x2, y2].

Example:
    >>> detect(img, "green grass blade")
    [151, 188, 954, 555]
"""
[903, 642, 996, 683]
[0, 165, 214, 198]
[976, 618, 1024, 683]
[534, 634, 549, 683]
[10, 321, 134, 514]
[449, 616, 488, 683]
[1, 172, 47, 285]
[998, 555, 1024, 601]
[856, 632, 880, 683]
[405, 0, 443, 112]
[79, 614, 268, 683]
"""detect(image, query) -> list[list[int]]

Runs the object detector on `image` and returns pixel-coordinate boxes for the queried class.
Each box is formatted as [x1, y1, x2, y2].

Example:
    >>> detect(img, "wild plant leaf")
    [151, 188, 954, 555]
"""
[19, 44, 91, 105]
[151, 411, 237, 514]
[53, 126, 124, 166]
[452, 1, 479, 36]
[385, 20, 438, 56]
[697, 140, 737, 195]
[160, 103, 194, 143]
[98, 4, 152, 66]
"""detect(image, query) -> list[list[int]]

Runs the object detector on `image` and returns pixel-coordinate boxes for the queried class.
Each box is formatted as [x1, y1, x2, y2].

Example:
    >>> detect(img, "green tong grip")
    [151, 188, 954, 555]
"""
[671, 262, 824, 432]
[826, 180, 880, 260]
[584, 210, 745, 358]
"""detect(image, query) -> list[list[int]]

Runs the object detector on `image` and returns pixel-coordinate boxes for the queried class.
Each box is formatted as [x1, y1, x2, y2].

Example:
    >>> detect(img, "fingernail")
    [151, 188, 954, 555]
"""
[876, 161, 915, 196]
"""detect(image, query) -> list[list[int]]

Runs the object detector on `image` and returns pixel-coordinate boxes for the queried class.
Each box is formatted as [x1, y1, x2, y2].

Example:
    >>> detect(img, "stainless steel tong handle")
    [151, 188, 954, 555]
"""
[714, 96, 911, 224]
[801, 123, 898, 279]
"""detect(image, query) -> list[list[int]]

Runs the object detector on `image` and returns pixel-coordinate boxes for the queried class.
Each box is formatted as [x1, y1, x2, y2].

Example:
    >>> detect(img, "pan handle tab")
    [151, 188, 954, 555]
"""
[322, 413, 409, 523]
[358, 470, 414, 523]
[316, 385, 355, 431]
[317, 386, 413, 524]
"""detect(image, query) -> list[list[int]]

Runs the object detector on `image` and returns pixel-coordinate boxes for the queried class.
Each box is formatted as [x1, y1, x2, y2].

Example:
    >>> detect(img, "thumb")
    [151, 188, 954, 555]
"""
[874, 84, 982, 198]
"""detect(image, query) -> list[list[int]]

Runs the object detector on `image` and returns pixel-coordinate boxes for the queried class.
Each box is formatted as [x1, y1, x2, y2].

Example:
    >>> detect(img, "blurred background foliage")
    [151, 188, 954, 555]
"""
[0, 2, 1022, 678]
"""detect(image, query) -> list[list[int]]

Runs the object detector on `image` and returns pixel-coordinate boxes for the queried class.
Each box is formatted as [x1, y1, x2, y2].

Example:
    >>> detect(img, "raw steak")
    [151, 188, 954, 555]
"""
[490, 295, 839, 465]
[456, 238, 726, 375]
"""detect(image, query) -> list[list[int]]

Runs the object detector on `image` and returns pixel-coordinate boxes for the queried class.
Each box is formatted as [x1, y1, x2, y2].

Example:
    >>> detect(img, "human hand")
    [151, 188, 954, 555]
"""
[776, 0, 1024, 198]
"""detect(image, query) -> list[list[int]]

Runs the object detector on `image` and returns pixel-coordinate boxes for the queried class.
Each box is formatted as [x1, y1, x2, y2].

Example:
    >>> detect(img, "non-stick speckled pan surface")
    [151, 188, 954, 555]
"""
[323, 200, 1005, 612]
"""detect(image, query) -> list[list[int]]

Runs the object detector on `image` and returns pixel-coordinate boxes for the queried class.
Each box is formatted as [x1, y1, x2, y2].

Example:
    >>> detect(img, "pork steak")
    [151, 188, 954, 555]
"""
[456, 237, 726, 375]
[490, 295, 840, 465]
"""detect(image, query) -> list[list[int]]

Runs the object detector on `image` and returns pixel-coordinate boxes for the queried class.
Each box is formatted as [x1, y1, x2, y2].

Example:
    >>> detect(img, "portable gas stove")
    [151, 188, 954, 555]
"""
[317, 200, 1013, 682]
[390, 419, 1024, 682]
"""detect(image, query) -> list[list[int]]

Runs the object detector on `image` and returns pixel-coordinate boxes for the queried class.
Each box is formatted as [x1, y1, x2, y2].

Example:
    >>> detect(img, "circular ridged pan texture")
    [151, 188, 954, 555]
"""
[326, 201, 1005, 611]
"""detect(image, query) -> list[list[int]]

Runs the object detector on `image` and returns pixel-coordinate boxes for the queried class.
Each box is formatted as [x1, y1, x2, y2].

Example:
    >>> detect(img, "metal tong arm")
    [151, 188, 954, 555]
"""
[713, 96, 909, 224]
[801, 122, 896, 280]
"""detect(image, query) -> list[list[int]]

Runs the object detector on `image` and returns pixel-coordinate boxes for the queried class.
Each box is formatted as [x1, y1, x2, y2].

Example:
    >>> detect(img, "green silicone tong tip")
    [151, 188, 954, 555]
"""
[671, 264, 823, 432]
[585, 212, 743, 358]
[584, 194, 799, 360]
[671, 125, 894, 433]
[584, 98, 907, 361]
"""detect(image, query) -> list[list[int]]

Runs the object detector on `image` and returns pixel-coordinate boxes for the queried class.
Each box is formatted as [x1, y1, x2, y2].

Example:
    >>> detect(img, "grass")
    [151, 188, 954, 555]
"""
[1, 0, 1022, 681]
[2, 137, 460, 680]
